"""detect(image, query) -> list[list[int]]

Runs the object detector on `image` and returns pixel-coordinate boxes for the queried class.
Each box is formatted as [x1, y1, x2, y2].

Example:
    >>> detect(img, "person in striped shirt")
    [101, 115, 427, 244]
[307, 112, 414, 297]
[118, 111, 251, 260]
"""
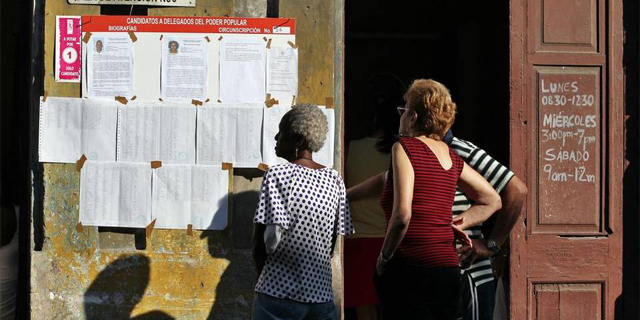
[444, 131, 528, 320]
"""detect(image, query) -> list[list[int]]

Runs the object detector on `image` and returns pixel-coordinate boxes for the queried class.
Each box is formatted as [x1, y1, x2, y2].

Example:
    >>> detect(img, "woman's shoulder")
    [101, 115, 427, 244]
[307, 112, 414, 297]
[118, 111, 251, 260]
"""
[397, 136, 427, 149]
[264, 163, 298, 179]
[321, 167, 346, 185]
[269, 162, 299, 171]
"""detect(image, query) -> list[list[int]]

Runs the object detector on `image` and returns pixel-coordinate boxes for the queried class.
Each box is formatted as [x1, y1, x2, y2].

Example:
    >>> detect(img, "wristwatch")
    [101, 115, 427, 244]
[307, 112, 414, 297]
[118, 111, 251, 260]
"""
[486, 239, 501, 257]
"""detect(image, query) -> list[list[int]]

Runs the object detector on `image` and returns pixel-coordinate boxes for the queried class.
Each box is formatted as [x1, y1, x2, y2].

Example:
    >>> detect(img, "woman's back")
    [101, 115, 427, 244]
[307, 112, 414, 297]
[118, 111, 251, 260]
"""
[254, 163, 353, 303]
[380, 137, 463, 267]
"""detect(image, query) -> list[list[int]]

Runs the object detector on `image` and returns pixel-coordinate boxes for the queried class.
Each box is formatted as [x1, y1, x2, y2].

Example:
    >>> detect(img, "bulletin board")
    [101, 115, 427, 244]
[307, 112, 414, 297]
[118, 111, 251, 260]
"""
[40, 15, 303, 232]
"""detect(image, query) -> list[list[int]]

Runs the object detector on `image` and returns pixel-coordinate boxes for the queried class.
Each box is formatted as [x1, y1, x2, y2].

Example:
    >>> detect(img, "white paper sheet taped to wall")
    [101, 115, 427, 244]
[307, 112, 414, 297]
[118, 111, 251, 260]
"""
[39, 96, 118, 163]
[161, 36, 209, 102]
[85, 33, 134, 99]
[219, 38, 267, 103]
[197, 103, 263, 167]
[152, 164, 230, 230]
[80, 161, 152, 228]
[267, 45, 298, 102]
[117, 101, 196, 164]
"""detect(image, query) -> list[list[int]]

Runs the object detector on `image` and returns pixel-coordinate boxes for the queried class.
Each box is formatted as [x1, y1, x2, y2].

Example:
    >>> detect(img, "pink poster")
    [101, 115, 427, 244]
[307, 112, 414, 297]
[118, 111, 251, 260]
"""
[55, 16, 81, 82]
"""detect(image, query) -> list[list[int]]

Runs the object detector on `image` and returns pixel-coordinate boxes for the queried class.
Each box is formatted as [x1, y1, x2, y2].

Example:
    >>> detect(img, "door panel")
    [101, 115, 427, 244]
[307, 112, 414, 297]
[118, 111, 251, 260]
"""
[530, 0, 603, 53]
[532, 283, 602, 320]
[510, 0, 623, 318]
[534, 66, 603, 234]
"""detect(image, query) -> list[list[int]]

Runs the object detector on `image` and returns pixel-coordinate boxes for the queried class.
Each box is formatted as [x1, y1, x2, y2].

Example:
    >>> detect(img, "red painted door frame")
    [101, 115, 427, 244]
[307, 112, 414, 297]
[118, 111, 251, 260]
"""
[509, 0, 624, 318]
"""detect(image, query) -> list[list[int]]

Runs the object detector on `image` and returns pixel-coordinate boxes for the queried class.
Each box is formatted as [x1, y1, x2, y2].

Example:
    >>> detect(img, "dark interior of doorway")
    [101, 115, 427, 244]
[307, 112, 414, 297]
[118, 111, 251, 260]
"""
[345, 2, 510, 165]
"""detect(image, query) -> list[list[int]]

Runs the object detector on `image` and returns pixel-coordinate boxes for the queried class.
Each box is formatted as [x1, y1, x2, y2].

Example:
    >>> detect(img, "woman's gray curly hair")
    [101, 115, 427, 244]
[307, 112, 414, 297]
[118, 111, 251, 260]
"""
[287, 103, 329, 152]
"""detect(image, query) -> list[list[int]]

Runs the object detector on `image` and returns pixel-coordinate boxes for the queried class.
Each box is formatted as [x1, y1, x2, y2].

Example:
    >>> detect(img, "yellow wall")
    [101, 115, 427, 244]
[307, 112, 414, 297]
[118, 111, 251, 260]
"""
[31, 1, 343, 319]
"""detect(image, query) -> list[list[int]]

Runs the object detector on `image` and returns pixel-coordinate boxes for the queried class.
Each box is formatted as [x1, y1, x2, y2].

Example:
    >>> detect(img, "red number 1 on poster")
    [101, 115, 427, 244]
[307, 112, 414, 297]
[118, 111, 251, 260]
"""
[55, 16, 82, 82]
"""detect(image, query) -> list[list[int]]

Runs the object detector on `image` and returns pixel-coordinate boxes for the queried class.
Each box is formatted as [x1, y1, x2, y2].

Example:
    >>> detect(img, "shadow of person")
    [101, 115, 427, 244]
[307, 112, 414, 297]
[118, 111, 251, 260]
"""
[83, 254, 174, 320]
[201, 190, 260, 320]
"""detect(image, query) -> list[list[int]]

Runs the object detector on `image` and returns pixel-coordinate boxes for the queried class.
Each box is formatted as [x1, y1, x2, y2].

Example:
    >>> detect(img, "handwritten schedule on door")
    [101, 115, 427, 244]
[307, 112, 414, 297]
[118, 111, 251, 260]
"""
[537, 67, 601, 230]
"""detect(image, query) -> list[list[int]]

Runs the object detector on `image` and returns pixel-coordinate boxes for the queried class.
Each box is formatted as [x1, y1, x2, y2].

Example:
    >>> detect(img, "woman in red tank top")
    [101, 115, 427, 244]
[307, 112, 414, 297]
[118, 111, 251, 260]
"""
[349, 79, 502, 319]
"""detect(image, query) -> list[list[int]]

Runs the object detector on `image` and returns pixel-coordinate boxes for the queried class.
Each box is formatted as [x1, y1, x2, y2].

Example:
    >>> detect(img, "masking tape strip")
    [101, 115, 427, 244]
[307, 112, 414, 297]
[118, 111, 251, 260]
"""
[258, 163, 269, 171]
[187, 224, 193, 236]
[222, 162, 233, 171]
[265, 94, 279, 108]
[130, 95, 137, 101]
[218, 36, 223, 41]
[76, 222, 84, 232]
[266, 38, 272, 49]
[325, 97, 334, 109]
[128, 31, 138, 42]
[205, 36, 211, 43]
[192, 99, 203, 107]
[151, 161, 162, 169]
[76, 154, 87, 172]
[146, 219, 156, 238]
[263, 37, 268, 41]
[292, 95, 297, 105]
[287, 41, 298, 49]
[159, 98, 164, 102]
[82, 32, 92, 44]
[42, 91, 48, 103]
[160, 35, 163, 40]
[115, 96, 128, 105]
[205, 98, 210, 103]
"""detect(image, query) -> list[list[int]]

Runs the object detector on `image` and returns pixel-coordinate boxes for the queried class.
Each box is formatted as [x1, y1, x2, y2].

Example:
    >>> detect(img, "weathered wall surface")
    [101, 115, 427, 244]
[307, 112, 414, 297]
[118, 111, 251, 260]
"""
[31, 1, 343, 319]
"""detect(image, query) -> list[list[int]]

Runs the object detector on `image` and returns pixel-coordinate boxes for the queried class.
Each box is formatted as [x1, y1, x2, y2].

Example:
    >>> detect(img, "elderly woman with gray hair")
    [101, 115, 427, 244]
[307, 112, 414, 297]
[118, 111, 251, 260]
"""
[252, 103, 354, 320]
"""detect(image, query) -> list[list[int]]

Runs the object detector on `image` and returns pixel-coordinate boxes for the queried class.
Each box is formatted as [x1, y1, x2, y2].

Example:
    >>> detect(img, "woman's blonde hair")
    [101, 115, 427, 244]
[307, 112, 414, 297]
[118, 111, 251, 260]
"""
[404, 79, 457, 140]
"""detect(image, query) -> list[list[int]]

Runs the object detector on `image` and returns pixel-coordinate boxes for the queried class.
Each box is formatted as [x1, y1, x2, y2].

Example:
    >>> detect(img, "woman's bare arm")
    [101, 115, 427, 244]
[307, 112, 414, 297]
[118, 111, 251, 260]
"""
[454, 162, 502, 230]
[346, 171, 387, 202]
[378, 143, 413, 263]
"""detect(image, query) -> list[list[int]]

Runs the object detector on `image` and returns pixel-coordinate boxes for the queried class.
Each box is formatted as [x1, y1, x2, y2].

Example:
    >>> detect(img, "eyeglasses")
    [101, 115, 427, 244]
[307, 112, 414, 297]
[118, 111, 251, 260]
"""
[397, 106, 409, 116]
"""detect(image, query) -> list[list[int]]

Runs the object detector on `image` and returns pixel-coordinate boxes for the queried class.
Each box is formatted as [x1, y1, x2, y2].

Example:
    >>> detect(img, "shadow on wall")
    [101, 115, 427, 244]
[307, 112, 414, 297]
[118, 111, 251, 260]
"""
[83, 254, 174, 320]
[83, 189, 261, 319]
[202, 189, 261, 320]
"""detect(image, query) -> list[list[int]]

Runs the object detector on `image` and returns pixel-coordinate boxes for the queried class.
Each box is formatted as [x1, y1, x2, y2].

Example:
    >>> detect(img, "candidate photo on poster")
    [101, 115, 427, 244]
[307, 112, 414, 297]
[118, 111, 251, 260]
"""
[168, 40, 179, 54]
[94, 38, 104, 53]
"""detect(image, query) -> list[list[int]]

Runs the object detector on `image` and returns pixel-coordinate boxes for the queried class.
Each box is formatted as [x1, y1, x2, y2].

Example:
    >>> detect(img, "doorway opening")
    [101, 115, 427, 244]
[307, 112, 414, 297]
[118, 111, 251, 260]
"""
[345, 2, 510, 163]
[343, 2, 511, 318]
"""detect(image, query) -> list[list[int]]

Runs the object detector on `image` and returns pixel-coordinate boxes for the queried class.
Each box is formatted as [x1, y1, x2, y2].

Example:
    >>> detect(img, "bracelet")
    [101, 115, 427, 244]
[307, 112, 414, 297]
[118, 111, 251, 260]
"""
[379, 251, 393, 264]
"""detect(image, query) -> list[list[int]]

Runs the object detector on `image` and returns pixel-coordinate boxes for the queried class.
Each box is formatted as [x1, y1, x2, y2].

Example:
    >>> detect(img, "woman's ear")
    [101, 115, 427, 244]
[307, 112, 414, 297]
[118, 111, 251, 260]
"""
[295, 135, 307, 150]
[409, 110, 418, 127]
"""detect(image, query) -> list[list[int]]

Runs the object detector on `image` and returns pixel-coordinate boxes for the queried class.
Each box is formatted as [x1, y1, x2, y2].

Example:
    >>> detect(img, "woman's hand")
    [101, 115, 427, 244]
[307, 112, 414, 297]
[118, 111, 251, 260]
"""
[376, 252, 391, 276]
[452, 217, 473, 248]
[453, 217, 476, 268]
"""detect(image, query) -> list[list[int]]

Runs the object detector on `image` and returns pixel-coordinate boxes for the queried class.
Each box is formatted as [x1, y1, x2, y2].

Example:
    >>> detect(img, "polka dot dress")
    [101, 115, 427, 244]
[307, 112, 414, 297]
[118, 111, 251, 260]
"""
[254, 163, 354, 303]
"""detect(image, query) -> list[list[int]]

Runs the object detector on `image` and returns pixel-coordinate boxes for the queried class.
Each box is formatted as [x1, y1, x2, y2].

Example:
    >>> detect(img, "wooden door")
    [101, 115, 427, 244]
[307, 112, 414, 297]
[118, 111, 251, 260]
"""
[509, 0, 624, 319]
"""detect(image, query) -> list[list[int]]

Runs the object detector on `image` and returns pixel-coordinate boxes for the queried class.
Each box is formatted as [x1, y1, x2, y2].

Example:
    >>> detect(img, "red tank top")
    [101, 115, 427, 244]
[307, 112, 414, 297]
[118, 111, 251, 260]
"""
[380, 137, 464, 267]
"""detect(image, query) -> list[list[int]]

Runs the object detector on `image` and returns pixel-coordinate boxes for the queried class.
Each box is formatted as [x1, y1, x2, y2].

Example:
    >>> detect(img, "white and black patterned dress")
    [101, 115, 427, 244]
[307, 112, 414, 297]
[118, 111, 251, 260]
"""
[254, 163, 354, 303]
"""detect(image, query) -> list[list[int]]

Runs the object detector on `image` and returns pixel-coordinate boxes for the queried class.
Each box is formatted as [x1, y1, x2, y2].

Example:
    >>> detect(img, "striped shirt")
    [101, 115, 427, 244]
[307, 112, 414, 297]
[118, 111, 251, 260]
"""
[380, 137, 464, 267]
[450, 137, 515, 287]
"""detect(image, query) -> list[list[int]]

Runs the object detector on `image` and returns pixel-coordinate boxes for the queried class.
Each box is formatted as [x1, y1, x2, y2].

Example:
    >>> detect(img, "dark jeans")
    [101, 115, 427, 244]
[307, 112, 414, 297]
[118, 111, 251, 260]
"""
[252, 293, 338, 320]
[374, 262, 461, 320]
